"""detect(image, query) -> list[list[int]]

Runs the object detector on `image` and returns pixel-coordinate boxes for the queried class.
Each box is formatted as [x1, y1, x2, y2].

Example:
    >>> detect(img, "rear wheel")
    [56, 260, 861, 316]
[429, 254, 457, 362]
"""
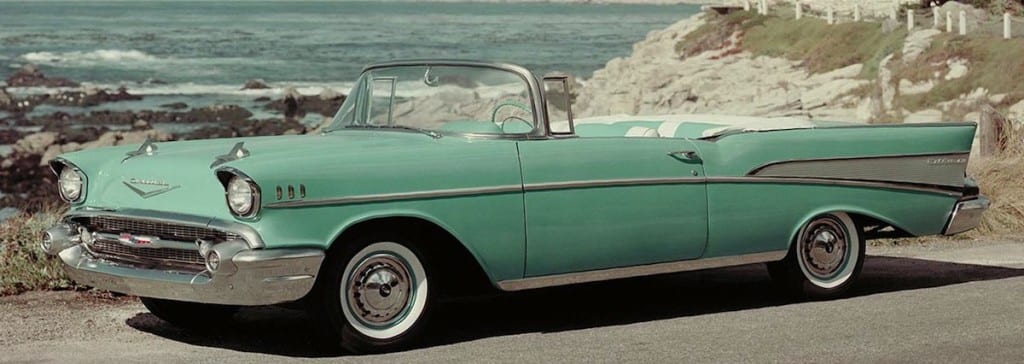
[139, 297, 239, 329]
[768, 212, 865, 299]
[311, 233, 434, 353]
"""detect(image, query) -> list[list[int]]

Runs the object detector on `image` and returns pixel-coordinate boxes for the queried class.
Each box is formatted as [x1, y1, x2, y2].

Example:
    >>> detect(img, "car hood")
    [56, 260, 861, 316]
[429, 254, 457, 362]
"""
[58, 131, 444, 218]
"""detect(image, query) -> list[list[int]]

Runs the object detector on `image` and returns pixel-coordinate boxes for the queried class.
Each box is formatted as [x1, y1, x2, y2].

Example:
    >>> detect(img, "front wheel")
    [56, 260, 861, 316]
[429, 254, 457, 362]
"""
[767, 212, 865, 299]
[311, 234, 434, 353]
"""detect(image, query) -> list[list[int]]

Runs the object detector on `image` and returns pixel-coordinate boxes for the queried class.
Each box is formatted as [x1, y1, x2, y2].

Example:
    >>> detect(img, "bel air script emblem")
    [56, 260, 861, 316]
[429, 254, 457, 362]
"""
[123, 178, 180, 199]
[927, 157, 968, 165]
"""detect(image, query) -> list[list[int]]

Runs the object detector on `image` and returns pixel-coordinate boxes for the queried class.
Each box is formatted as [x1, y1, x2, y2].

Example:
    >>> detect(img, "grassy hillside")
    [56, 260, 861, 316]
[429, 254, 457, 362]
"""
[892, 34, 1024, 113]
[681, 9, 1024, 116]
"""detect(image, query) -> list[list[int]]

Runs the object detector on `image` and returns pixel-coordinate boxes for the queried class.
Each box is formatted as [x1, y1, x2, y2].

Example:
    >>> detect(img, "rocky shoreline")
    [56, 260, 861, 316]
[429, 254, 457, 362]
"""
[0, 65, 346, 211]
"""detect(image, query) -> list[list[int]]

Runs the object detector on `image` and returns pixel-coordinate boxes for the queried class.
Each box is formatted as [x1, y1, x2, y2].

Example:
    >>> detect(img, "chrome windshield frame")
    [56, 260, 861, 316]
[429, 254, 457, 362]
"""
[353, 59, 552, 139]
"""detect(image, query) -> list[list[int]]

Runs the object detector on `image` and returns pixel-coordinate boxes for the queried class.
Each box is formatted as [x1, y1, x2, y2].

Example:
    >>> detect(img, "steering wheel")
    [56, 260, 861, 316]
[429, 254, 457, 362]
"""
[490, 100, 533, 133]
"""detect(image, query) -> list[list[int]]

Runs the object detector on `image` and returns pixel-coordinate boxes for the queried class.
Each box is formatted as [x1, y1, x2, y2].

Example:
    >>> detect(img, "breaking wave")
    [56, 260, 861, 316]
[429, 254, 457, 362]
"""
[6, 81, 356, 97]
[20, 49, 162, 64]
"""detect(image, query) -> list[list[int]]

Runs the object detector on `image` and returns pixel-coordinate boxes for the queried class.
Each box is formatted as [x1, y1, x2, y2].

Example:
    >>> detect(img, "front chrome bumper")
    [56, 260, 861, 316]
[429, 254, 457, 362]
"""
[58, 244, 324, 306]
[942, 196, 991, 236]
[42, 209, 326, 305]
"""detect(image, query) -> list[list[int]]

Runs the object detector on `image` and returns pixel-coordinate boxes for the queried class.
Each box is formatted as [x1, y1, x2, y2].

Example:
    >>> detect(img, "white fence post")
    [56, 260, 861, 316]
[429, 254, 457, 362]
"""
[1005, 13, 1012, 39]
[827, 6, 835, 25]
[933, 7, 940, 28]
[959, 10, 967, 35]
[946, 11, 953, 33]
[795, 2, 802, 20]
[743, 0, 750, 11]
[908, 11, 915, 31]
[854, 4, 861, 22]
[890, 5, 897, 22]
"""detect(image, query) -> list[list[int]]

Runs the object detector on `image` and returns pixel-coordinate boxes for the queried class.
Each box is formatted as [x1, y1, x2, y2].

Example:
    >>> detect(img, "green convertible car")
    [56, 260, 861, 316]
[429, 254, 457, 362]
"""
[42, 60, 988, 352]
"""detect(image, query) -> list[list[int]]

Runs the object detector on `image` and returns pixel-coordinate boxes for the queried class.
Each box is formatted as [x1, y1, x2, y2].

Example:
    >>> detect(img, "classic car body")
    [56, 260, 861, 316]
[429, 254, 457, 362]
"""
[41, 60, 988, 351]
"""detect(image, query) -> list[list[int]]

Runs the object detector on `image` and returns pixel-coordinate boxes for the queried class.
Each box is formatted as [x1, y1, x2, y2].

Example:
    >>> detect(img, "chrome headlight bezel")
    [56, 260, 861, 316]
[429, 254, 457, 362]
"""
[51, 159, 87, 204]
[216, 168, 261, 219]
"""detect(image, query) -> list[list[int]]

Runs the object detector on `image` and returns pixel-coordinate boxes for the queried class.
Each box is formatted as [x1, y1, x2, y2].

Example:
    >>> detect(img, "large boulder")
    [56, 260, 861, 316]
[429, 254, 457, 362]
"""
[903, 29, 942, 62]
[5, 64, 79, 88]
[13, 132, 58, 155]
[242, 79, 270, 90]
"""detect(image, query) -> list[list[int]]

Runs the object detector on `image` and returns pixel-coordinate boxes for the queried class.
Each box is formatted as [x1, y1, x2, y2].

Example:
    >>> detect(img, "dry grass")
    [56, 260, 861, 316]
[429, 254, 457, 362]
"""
[0, 206, 74, 295]
[968, 119, 1024, 236]
[676, 11, 766, 58]
[677, 11, 906, 77]
[741, 16, 906, 77]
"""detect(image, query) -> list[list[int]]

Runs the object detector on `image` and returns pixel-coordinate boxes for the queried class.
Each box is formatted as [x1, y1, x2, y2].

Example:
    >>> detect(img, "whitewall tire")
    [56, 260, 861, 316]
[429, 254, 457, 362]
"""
[768, 212, 866, 299]
[312, 233, 435, 353]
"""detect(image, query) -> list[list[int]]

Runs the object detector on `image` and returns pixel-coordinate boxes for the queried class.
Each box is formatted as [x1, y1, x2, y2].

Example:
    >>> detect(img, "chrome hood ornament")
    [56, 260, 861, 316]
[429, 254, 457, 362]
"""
[122, 138, 158, 163]
[210, 142, 251, 168]
[123, 178, 180, 199]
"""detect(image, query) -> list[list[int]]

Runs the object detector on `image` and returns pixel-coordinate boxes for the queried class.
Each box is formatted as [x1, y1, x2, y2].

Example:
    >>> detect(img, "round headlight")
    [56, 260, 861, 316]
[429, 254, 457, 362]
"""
[58, 167, 84, 202]
[226, 176, 256, 216]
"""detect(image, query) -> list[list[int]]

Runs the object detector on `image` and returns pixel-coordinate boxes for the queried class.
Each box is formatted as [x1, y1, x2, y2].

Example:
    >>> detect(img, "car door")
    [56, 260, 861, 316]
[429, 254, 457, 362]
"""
[516, 137, 709, 276]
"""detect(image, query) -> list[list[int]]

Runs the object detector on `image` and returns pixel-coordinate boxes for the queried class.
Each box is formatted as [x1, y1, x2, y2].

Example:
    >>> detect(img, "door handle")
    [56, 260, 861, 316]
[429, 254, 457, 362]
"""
[668, 150, 700, 161]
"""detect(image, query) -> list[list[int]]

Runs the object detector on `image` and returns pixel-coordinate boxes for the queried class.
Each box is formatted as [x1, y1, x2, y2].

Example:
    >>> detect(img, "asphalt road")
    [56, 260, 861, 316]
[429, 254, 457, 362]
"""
[3, 242, 1023, 363]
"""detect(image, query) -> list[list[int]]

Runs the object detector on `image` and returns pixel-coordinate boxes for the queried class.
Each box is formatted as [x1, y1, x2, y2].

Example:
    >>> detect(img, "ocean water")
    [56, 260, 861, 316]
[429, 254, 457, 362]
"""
[0, 0, 699, 96]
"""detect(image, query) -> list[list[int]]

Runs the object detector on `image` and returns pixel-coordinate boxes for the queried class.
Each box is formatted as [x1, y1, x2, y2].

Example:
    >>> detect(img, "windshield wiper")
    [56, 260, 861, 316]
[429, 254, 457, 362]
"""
[343, 124, 442, 139]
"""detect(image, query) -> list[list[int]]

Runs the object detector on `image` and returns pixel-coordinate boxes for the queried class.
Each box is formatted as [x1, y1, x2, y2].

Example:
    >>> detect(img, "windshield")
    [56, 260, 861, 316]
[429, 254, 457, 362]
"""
[325, 65, 536, 135]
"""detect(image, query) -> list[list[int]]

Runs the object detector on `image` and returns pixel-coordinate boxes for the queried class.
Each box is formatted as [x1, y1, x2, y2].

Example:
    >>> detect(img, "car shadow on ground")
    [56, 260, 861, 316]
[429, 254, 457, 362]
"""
[125, 255, 1024, 357]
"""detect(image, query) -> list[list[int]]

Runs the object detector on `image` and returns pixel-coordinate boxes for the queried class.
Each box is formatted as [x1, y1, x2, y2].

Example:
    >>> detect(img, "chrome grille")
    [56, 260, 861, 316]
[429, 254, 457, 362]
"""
[89, 239, 204, 267]
[76, 216, 240, 242]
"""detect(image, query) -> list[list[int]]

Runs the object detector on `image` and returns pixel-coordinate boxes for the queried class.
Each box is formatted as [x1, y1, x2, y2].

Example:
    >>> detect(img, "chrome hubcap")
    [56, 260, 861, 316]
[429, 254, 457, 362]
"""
[801, 217, 849, 279]
[347, 254, 413, 326]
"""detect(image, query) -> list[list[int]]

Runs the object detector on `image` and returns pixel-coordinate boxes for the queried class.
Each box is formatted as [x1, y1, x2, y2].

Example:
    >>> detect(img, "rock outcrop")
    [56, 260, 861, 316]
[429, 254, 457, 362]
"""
[576, 6, 1017, 125]
[242, 79, 270, 90]
[575, 13, 870, 121]
[4, 64, 79, 88]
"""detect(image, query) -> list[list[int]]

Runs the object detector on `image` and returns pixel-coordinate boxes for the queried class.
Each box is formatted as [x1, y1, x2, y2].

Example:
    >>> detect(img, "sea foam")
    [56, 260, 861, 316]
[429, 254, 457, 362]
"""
[21, 49, 161, 64]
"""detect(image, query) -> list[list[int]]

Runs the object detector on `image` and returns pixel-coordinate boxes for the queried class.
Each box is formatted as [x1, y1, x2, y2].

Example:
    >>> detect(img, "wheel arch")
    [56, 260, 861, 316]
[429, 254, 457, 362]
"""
[324, 211, 498, 295]
[786, 205, 912, 250]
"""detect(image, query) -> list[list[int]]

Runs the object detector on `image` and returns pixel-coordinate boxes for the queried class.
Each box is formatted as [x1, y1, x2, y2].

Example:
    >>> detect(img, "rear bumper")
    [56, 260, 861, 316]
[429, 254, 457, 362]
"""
[57, 243, 324, 306]
[942, 196, 990, 236]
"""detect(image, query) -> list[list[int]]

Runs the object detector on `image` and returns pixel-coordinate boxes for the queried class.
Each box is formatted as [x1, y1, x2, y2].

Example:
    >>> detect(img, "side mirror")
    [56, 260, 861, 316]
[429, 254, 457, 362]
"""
[542, 74, 574, 136]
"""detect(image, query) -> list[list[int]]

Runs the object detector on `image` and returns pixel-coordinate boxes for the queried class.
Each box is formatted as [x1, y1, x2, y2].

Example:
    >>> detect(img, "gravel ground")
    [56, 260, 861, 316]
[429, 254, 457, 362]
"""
[2, 240, 1022, 363]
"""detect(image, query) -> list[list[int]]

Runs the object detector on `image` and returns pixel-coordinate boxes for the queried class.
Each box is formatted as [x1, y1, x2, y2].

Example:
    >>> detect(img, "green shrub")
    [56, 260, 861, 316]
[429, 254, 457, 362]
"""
[0, 210, 74, 295]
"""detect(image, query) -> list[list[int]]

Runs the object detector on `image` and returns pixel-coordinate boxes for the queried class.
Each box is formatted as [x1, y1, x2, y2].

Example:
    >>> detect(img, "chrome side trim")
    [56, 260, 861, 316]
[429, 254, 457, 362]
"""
[265, 184, 524, 208]
[943, 196, 990, 235]
[264, 173, 963, 209]
[707, 176, 963, 197]
[65, 208, 265, 249]
[265, 177, 708, 209]
[749, 152, 970, 188]
[497, 250, 787, 291]
[523, 177, 705, 191]
[703, 122, 978, 141]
